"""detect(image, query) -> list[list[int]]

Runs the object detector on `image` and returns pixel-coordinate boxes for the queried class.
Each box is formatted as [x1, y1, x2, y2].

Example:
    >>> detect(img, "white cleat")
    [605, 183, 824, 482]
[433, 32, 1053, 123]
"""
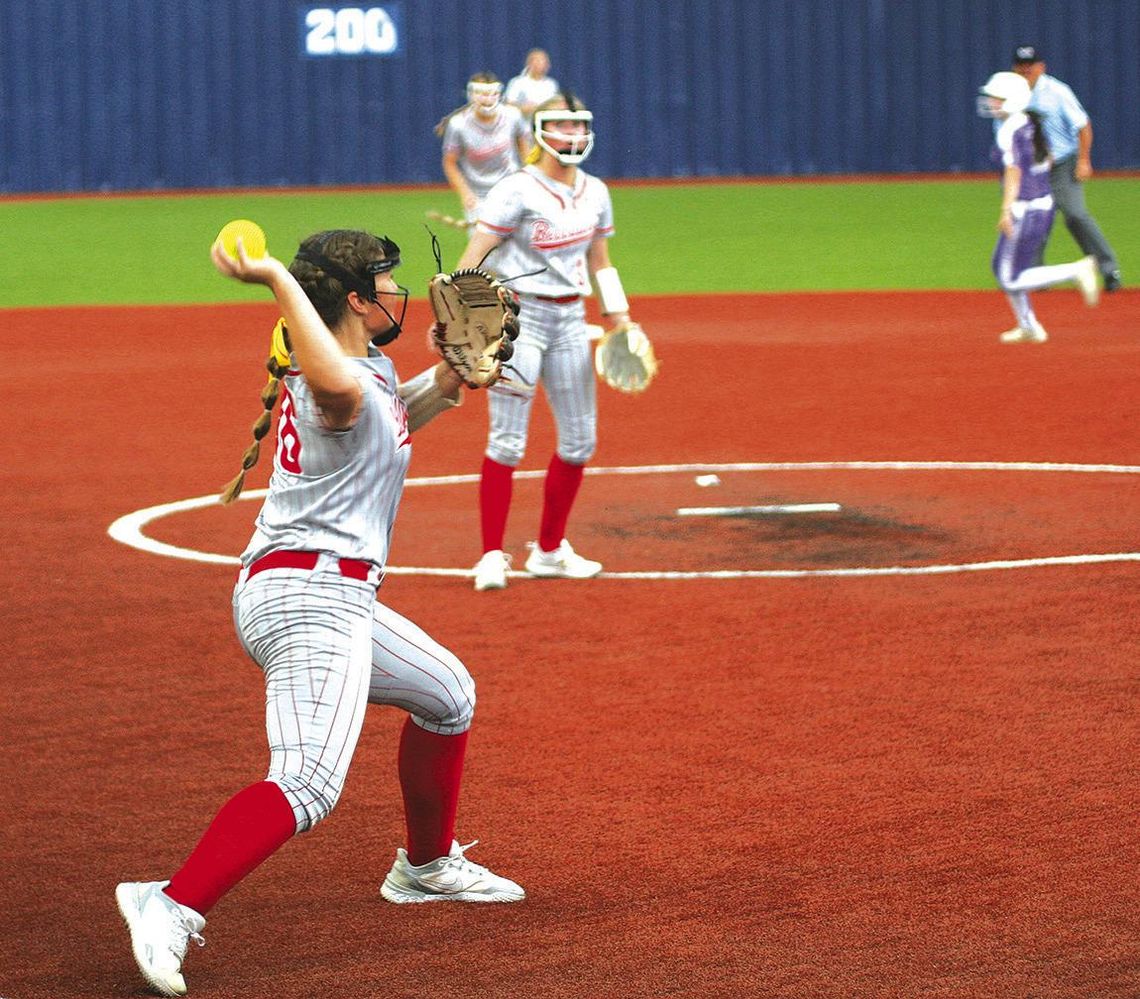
[1075, 254, 1101, 307]
[116, 881, 206, 997]
[380, 839, 525, 903]
[1000, 322, 1048, 344]
[524, 539, 603, 579]
[472, 549, 511, 591]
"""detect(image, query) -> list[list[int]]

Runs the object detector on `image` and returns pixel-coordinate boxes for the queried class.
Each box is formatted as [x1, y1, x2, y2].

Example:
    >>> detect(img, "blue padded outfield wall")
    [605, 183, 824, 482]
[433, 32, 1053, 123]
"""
[1, 0, 1138, 193]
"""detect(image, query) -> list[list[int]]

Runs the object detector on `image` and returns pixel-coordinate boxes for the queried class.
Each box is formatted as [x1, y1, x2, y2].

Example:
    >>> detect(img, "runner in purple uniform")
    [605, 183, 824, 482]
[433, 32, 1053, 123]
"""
[977, 71, 1100, 344]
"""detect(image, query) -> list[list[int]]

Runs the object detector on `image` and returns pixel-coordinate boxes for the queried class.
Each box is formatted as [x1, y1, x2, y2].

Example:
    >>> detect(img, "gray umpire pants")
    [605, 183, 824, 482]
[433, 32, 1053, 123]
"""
[1048, 156, 1119, 275]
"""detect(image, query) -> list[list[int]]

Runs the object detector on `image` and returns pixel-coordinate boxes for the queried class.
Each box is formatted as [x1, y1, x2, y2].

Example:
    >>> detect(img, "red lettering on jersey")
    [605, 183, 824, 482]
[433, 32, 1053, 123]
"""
[529, 217, 594, 251]
[277, 383, 302, 473]
[468, 140, 510, 162]
[531, 219, 554, 244]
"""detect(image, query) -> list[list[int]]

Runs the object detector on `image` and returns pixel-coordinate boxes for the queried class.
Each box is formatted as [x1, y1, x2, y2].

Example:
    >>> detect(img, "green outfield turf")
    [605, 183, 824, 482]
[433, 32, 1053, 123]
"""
[1, 178, 1135, 307]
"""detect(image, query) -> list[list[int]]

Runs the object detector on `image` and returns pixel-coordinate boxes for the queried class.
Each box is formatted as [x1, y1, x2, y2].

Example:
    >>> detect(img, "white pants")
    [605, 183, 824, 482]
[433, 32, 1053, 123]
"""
[485, 296, 597, 467]
[232, 555, 475, 832]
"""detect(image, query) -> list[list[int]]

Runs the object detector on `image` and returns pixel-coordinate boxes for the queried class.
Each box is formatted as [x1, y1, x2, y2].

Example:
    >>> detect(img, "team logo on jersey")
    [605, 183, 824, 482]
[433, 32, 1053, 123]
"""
[467, 139, 510, 163]
[529, 217, 594, 251]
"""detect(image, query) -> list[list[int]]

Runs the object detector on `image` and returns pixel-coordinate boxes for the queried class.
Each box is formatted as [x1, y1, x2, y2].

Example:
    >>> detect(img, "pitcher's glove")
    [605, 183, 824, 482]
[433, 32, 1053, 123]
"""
[428, 268, 521, 388]
[595, 321, 659, 393]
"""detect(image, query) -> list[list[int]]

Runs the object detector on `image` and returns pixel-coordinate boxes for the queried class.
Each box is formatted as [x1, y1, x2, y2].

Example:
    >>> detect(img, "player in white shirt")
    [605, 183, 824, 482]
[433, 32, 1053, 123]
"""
[504, 49, 560, 122]
[438, 72, 530, 224]
[456, 93, 637, 591]
[116, 229, 523, 998]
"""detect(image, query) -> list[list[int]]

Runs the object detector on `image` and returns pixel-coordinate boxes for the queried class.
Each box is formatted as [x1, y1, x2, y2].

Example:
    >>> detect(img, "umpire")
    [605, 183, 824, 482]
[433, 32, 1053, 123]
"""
[1012, 44, 1123, 291]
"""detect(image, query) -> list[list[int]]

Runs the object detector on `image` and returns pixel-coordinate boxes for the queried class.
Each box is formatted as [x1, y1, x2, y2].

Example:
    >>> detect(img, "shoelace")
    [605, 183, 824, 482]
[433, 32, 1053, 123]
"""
[443, 839, 487, 875]
[172, 915, 206, 954]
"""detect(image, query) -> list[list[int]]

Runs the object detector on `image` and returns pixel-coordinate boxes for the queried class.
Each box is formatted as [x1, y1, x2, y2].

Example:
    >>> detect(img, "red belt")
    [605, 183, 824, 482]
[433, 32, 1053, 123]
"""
[534, 293, 581, 303]
[244, 550, 373, 582]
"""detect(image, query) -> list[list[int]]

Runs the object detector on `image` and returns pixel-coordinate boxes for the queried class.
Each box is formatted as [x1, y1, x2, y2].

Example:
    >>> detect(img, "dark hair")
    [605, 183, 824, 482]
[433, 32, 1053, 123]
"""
[289, 230, 397, 326]
[1026, 110, 1050, 163]
[218, 229, 397, 504]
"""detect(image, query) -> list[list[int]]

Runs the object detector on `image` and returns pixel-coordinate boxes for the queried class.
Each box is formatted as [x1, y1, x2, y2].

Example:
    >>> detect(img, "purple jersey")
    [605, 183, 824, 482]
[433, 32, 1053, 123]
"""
[994, 112, 1052, 201]
[991, 113, 1056, 286]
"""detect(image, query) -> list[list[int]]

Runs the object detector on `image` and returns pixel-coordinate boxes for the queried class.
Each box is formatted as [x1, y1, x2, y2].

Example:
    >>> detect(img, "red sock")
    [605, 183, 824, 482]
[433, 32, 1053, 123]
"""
[165, 780, 297, 915]
[398, 719, 469, 866]
[539, 455, 585, 551]
[479, 456, 514, 552]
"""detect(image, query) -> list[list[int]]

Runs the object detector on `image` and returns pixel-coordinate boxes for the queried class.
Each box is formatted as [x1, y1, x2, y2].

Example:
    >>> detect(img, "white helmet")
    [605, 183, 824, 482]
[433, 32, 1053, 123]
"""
[533, 107, 595, 165]
[977, 71, 1031, 118]
[467, 79, 503, 112]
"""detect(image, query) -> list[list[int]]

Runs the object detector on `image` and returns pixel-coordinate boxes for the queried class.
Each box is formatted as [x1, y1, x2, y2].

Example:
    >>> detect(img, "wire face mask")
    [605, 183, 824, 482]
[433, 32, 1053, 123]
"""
[294, 232, 409, 345]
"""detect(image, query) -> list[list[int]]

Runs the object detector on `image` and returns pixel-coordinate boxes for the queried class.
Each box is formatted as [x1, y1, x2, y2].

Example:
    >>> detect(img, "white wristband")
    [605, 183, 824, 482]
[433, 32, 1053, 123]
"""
[593, 266, 629, 316]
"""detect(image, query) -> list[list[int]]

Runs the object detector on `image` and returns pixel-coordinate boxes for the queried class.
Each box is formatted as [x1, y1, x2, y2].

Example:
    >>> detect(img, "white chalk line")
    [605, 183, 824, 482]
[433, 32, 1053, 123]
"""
[106, 461, 1140, 580]
[677, 503, 843, 516]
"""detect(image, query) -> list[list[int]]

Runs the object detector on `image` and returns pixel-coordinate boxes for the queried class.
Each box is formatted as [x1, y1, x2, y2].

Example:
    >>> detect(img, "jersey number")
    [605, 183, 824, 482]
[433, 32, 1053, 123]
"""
[278, 385, 303, 473]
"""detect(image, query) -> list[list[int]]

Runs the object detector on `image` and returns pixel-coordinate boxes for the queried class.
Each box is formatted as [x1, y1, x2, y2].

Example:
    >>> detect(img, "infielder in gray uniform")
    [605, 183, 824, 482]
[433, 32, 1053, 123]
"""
[459, 93, 638, 591]
[117, 230, 523, 998]
[438, 72, 530, 224]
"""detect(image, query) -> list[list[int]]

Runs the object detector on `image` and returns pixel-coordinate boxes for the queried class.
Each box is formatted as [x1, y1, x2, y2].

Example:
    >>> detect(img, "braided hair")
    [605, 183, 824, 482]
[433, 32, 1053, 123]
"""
[219, 230, 399, 504]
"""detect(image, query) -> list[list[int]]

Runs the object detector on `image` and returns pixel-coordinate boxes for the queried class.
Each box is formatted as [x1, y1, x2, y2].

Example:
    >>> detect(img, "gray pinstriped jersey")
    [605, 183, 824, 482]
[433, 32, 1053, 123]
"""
[476, 165, 614, 297]
[442, 105, 529, 200]
[241, 348, 411, 570]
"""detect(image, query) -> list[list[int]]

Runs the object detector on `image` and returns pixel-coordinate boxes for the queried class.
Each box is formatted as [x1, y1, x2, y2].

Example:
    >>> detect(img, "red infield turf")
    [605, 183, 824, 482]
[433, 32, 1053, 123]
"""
[2, 290, 1138, 998]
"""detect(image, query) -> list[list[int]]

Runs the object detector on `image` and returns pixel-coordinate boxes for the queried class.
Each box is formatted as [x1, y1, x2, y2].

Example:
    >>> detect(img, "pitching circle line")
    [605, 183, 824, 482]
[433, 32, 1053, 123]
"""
[105, 460, 1140, 580]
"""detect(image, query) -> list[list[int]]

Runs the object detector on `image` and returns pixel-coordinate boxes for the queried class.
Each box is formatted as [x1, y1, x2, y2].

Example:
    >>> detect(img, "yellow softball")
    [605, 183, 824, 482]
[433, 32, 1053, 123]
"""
[216, 219, 267, 260]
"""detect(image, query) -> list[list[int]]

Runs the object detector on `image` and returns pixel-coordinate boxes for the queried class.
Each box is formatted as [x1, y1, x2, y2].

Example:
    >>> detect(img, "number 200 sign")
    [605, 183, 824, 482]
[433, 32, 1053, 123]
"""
[302, 6, 402, 57]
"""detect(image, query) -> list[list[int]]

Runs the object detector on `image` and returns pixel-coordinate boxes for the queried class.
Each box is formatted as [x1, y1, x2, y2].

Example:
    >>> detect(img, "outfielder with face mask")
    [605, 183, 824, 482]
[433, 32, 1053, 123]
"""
[456, 93, 635, 591]
[116, 229, 523, 998]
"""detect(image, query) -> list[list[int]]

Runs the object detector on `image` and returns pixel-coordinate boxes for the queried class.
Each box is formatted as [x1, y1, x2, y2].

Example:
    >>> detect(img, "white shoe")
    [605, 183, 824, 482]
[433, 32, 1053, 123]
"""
[524, 539, 602, 579]
[380, 839, 525, 903]
[116, 881, 206, 997]
[1075, 254, 1101, 307]
[473, 549, 510, 591]
[1000, 322, 1048, 344]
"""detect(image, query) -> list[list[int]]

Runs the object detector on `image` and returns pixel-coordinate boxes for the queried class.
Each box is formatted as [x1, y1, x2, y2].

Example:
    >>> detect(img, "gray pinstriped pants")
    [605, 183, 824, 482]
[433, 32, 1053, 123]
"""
[485, 296, 597, 467]
[232, 556, 475, 833]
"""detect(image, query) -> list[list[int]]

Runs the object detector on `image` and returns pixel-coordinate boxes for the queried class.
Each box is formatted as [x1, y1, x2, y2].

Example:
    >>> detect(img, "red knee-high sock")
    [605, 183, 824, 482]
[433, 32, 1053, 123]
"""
[480, 456, 514, 553]
[398, 719, 469, 866]
[164, 780, 297, 915]
[539, 454, 585, 552]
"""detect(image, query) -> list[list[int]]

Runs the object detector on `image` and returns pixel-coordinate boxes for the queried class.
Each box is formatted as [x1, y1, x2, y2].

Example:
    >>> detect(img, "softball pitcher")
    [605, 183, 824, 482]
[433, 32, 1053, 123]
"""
[438, 72, 530, 224]
[116, 230, 523, 998]
[977, 71, 1100, 343]
[456, 92, 635, 591]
